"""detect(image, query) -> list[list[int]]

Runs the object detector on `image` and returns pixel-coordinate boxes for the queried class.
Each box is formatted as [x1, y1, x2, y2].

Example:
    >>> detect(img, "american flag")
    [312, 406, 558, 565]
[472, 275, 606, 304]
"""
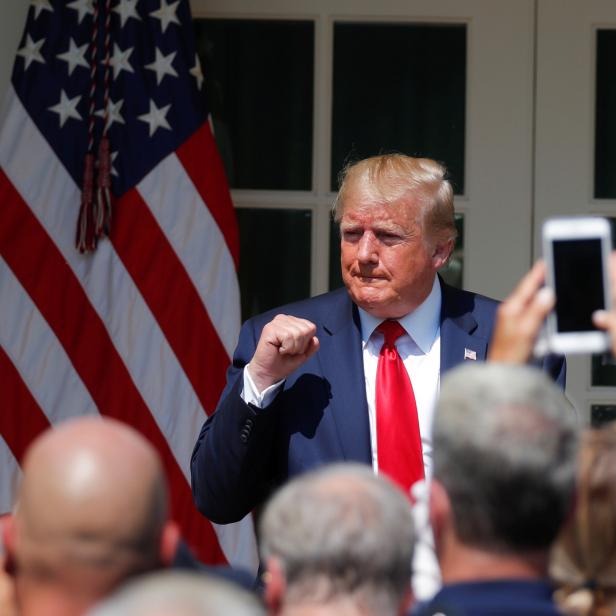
[0, 0, 258, 570]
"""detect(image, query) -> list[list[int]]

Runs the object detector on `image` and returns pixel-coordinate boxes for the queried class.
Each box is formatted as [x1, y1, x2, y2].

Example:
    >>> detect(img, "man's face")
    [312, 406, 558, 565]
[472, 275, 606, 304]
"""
[340, 179, 445, 319]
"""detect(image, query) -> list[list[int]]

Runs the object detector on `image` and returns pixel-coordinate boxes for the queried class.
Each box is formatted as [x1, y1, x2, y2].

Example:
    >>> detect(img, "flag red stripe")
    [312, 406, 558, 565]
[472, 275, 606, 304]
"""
[0, 346, 50, 463]
[0, 170, 226, 564]
[176, 123, 240, 269]
[111, 188, 229, 415]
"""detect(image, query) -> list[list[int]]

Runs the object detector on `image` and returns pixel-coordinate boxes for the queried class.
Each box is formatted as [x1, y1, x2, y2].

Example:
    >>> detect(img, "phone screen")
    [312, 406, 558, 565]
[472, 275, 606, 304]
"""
[553, 238, 605, 332]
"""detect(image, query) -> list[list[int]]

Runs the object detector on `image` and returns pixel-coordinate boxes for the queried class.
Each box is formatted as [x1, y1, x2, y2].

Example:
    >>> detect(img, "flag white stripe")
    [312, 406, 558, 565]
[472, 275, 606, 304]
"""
[0, 435, 21, 514]
[0, 256, 98, 425]
[0, 90, 258, 569]
[137, 153, 240, 358]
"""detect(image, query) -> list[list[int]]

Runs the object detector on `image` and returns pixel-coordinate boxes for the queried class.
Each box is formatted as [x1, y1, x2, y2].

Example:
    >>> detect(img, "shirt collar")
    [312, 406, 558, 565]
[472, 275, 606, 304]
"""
[358, 276, 442, 353]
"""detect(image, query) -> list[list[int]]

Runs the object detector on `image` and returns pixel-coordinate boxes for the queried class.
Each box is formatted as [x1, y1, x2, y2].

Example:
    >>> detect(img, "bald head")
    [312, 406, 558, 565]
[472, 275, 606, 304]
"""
[12, 418, 170, 615]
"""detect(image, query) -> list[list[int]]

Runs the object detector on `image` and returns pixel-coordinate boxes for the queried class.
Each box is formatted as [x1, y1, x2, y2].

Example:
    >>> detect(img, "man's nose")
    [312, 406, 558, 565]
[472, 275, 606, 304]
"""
[357, 232, 378, 264]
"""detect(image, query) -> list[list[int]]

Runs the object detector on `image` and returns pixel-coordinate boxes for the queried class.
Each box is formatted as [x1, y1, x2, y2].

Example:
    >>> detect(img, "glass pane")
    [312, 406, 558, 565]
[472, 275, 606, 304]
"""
[238, 209, 311, 321]
[329, 219, 342, 290]
[591, 354, 616, 388]
[331, 23, 466, 193]
[591, 217, 616, 386]
[595, 29, 616, 198]
[194, 19, 314, 190]
[591, 405, 616, 427]
[329, 214, 464, 291]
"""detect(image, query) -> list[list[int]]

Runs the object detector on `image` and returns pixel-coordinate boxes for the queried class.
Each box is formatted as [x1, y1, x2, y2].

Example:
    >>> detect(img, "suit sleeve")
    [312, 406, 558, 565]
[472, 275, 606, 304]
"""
[190, 317, 282, 524]
[538, 352, 566, 389]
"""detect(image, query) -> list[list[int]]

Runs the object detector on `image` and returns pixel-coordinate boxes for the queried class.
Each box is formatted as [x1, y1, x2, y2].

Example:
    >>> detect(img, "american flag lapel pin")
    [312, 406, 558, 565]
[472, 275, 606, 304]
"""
[464, 348, 477, 361]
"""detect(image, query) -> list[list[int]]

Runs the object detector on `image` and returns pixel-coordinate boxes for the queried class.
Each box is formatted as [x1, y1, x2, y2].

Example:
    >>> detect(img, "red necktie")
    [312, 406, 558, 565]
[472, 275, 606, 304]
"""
[375, 320, 424, 493]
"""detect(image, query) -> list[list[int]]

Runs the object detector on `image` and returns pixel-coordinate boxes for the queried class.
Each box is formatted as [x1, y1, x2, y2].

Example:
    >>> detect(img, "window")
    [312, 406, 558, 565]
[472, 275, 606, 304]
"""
[194, 17, 467, 319]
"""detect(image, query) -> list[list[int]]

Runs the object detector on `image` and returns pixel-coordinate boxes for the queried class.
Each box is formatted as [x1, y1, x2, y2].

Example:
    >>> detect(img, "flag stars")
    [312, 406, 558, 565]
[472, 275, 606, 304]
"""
[17, 35, 46, 71]
[95, 98, 125, 130]
[145, 48, 178, 85]
[113, 0, 141, 28]
[67, 0, 95, 24]
[150, 0, 180, 33]
[138, 100, 171, 137]
[190, 54, 204, 90]
[57, 38, 89, 76]
[109, 43, 135, 79]
[30, 0, 53, 19]
[48, 90, 82, 127]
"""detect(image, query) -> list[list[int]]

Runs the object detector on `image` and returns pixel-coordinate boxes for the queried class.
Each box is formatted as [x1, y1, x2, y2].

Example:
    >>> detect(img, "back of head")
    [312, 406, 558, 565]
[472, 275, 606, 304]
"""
[86, 571, 265, 616]
[333, 153, 456, 245]
[259, 463, 414, 615]
[434, 363, 578, 555]
[551, 425, 616, 616]
[11, 417, 169, 615]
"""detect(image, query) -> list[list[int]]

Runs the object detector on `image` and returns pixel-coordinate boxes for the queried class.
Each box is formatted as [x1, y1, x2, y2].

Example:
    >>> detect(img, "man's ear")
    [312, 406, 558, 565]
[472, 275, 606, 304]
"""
[263, 556, 286, 615]
[1, 514, 16, 576]
[398, 586, 414, 616]
[432, 238, 455, 270]
[159, 520, 180, 566]
[429, 478, 453, 555]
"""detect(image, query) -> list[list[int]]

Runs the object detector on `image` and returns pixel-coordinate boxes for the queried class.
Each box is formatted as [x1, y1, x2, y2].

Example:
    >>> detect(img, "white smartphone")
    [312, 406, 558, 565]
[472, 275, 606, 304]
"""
[543, 216, 612, 354]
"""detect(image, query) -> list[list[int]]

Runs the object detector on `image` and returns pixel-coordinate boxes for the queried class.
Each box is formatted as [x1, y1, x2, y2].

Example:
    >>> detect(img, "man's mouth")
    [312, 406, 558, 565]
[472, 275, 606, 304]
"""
[355, 274, 384, 282]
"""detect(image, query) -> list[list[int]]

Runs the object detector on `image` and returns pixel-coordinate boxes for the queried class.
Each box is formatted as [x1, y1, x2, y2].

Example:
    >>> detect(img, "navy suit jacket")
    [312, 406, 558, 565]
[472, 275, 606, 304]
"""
[191, 280, 565, 524]
[411, 579, 563, 616]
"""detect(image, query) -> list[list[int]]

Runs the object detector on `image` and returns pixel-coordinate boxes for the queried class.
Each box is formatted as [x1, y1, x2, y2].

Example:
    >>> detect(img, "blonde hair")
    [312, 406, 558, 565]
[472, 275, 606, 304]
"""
[333, 154, 457, 245]
[551, 425, 616, 616]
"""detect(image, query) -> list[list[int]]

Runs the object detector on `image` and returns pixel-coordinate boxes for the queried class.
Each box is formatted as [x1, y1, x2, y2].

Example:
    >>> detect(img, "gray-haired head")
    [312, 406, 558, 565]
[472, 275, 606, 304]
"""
[433, 363, 578, 554]
[86, 571, 265, 616]
[259, 462, 414, 615]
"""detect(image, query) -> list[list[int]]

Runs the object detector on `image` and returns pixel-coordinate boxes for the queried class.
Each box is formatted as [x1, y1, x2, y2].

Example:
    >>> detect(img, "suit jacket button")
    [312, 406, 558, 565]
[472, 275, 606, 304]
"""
[240, 433, 248, 443]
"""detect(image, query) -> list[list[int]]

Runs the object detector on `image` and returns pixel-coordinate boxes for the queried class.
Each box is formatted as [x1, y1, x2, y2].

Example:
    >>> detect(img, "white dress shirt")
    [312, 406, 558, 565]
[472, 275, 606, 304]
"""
[358, 276, 441, 479]
[356, 277, 442, 601]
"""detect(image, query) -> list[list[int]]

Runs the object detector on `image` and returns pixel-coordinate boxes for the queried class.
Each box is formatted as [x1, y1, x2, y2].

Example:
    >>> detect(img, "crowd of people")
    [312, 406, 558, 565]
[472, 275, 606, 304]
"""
[4, 154, 616, 615]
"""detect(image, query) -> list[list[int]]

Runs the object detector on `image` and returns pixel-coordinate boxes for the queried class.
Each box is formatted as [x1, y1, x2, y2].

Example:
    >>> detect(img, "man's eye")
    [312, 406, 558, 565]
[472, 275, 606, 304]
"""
[342, 230, 361, 241]
[376, 232, 400, 243]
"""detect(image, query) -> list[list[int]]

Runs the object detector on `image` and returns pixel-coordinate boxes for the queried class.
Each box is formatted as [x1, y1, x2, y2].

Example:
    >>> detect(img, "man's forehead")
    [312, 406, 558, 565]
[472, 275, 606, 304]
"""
[340, 200, 420, 227]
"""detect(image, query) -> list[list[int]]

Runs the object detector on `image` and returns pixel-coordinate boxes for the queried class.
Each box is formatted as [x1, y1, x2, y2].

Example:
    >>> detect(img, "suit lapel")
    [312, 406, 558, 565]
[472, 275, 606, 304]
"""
[314, 281, 487, 463]
[440, 279, 488, 376]
[316, 293, 372, 465]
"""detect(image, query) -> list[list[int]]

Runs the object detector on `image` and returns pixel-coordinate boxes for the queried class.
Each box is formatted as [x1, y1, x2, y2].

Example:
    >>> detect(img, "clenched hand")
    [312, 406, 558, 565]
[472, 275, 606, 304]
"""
[247, 315, 320, 393]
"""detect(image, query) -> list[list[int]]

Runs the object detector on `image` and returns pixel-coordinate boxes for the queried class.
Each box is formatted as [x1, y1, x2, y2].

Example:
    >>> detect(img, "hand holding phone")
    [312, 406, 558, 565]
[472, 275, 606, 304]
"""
[488, 261, 555, 363]
[543, 217, 612, 354]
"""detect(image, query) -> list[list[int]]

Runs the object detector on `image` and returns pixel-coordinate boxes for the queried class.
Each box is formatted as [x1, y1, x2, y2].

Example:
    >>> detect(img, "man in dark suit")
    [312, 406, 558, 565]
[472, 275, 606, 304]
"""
[191, 154, 564, 526]
[413, 363, 577, 616]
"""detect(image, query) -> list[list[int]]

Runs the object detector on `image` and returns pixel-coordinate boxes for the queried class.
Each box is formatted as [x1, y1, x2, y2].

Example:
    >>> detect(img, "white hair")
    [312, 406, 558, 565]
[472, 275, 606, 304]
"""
[434, 363, 579, 553]
[86, 571, 264, 616]
[259, 463, 414, 615]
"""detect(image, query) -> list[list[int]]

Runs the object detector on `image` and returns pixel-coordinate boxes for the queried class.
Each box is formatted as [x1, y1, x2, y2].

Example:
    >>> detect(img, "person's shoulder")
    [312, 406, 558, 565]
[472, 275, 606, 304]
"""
[412, 580, 561, 616]
[440, 279, 500, 316]
[245, 287, 351, 329]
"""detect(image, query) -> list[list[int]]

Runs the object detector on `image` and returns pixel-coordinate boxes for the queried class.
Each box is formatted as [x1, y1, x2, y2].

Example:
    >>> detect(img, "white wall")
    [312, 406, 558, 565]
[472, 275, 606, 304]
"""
[0, 1, 29, 101]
